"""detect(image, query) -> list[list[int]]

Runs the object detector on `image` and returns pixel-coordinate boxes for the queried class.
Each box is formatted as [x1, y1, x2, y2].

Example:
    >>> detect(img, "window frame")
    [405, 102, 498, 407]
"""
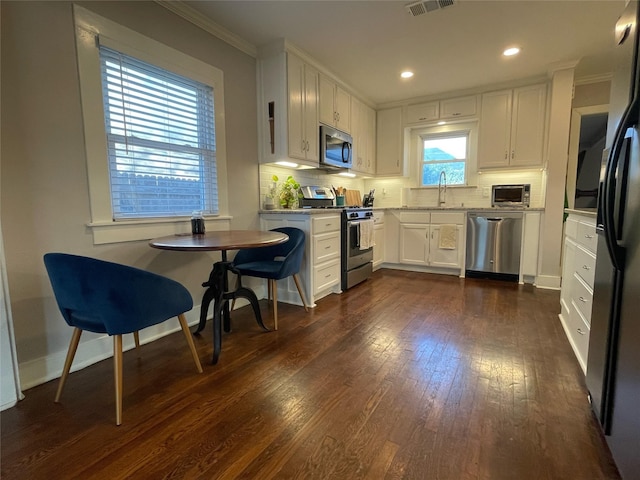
[74, 6, 229, 244]
[408, 121, 479, 188]
[419, 130, 470, 187]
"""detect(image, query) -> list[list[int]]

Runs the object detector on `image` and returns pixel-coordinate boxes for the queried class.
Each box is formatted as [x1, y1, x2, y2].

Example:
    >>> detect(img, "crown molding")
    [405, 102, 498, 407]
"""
[155, 0, 258, 58]
[574, 73, 613, 86]
[547, 60, 580, 77]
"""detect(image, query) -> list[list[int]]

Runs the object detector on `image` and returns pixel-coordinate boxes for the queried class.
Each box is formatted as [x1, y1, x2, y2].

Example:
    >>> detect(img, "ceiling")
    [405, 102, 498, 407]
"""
[180, 0, 626, 106]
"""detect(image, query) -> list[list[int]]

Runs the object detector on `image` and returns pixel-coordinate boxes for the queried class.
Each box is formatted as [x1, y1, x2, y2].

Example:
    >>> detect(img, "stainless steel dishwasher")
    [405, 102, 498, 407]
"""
[465, 211, 523, 280]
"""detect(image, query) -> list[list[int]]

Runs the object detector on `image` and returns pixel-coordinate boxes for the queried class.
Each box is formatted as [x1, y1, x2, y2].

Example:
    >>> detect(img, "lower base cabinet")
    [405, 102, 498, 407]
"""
[373, 212, 385, 270]
[559, 212, 597, 373]
[397, 211, 465, 274]
[261, 213, 342, 307]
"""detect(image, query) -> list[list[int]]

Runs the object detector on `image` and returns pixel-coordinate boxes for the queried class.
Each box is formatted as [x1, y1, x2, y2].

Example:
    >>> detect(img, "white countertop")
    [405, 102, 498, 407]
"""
[564, 208, 597, 218]
[260, 206, 545, 214]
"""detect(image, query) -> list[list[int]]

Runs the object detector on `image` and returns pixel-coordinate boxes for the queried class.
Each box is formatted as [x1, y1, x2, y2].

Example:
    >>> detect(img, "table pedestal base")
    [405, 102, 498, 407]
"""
[195, 261, 269, 364]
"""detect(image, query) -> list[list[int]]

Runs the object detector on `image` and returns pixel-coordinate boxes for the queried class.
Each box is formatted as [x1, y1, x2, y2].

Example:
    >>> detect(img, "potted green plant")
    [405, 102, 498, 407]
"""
[278, 175, 301, 209]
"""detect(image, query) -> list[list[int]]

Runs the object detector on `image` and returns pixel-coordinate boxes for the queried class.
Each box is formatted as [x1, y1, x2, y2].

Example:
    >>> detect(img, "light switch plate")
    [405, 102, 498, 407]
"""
[482, 186, 490, 198]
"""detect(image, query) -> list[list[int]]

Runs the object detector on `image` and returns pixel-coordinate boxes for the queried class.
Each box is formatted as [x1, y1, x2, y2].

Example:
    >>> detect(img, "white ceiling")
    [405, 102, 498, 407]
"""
[181, 0, 626, 106]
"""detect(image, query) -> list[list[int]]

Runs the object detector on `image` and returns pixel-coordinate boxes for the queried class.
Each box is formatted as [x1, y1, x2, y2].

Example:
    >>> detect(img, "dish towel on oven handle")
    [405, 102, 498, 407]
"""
[359, 219, 375, 250]
[438, 224, 457, 250]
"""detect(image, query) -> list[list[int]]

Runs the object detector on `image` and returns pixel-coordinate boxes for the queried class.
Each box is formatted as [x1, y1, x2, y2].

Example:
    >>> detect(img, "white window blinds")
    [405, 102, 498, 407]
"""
[99, 45, 218, 219]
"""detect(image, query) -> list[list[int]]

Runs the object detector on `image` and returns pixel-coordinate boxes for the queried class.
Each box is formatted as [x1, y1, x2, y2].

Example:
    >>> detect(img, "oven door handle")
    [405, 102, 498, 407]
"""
[348, 221, 361, 248]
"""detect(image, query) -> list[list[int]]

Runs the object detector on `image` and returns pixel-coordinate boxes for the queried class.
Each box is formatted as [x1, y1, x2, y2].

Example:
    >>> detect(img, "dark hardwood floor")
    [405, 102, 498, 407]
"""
[1, 270, 620, 479]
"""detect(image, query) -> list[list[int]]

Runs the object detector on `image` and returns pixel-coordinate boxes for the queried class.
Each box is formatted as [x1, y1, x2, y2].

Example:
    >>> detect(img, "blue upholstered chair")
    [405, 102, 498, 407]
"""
[232, 227, 309, 330]
[43, 253, 203, 425]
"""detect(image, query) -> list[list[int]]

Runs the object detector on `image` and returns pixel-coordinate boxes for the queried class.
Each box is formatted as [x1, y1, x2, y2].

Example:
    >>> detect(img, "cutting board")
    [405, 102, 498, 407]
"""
[346, 190, 362, 206]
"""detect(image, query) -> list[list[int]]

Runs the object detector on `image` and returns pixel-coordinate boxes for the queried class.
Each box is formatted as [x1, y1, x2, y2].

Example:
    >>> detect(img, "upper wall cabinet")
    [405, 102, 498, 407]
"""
[350, 97, 376, 175]
[477, 84, 547, 169]
[405, 95, 478, 125]
[257, 51, 319, 168]
[319, 73, 351, 133]
[287, 54, 319, 162]
[376, 107, 404, 176]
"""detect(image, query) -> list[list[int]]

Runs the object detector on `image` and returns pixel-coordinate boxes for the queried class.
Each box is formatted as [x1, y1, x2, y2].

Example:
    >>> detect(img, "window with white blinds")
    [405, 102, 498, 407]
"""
[99, 46, 218, 218]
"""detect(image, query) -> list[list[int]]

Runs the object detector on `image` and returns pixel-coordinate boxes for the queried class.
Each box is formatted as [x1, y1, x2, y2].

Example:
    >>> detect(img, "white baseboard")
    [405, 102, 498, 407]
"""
[535, 274, 562, 290]
[18, 308, 203, 391]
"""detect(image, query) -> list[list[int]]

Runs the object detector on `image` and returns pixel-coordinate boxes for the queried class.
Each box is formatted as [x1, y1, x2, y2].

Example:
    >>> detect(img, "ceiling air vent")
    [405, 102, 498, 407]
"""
[405, 0, 455, 17]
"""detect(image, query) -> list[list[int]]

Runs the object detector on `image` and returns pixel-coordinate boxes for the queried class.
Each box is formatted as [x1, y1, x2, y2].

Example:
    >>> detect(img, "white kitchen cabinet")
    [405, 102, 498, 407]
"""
[559, 212, 598, 373]
[260, 213, 342, 307]
[428, 224, 464, 269]
[405, 95, 478, 125]
[397, 211, 464, 271]
[319, 73, 350, 133]
[478, 84, 547, 169]
[440, 95, 478, 120]
[406, 101, 439, 124]
[400, 224, 429, 265]
[287, 54, 319, 162]
[257, 51, 319, 168]
[350, 97, 376, 176]
[373, 211, 385, 270]
[376, 107, 404, 176]
[521, 211, 541, 282]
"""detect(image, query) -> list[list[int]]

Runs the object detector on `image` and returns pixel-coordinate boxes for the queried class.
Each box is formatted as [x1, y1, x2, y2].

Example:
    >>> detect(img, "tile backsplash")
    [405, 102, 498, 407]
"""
[259, 165, 546, 209]
[364, 169, 546, 209]
[259, 165, 366, 206]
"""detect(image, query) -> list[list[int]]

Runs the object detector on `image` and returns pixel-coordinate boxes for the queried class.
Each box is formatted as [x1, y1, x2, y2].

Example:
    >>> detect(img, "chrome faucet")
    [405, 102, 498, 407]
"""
[438, 170, 447, 206]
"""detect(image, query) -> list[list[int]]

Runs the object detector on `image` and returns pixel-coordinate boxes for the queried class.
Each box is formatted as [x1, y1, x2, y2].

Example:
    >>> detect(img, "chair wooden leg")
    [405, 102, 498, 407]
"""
[133, 331, 140, 357]
[272, 279, 278, 331]
[293, 274, 309, 312]
[113, 335, 123, 426]
[178, 313, 203, 373]
[55, 328, 82, 403]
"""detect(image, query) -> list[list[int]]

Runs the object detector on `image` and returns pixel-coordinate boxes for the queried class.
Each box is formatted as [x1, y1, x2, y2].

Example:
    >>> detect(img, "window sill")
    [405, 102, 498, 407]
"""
[88, 215, 232, 245]
[411, 185, 478, 190]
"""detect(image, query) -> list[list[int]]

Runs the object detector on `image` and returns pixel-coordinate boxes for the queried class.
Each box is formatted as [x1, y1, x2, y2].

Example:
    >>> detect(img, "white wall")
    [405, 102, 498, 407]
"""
[1, 1, 260, 389]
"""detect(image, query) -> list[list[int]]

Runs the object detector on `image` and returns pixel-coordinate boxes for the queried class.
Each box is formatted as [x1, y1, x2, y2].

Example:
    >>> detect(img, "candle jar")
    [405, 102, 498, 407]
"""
[191, 211, 205, 234]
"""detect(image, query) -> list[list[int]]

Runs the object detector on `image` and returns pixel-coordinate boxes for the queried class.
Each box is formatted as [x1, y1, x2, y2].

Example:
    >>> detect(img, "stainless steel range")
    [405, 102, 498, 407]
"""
[341, 207, 374, 290]
[299, 186, 374, 290]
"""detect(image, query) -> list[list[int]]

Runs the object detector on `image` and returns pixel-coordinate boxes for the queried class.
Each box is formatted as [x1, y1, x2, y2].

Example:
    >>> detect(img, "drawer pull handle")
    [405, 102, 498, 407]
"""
[582, 265, 591, 271]
[325, 246, 331, 249]
[584, 234, 594, 239]
[579, 296, 588, 303]
[577, 328, 586, 335]
[325, 274, 331, 278]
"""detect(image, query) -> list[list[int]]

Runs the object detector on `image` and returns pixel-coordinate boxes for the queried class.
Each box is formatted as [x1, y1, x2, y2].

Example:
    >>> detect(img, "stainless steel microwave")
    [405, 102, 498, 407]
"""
[319, 125, 352, 170]
[491, 184, 531, 207]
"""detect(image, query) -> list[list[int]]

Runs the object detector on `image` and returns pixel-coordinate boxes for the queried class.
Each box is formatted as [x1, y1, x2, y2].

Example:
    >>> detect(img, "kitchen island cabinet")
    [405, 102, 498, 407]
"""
[260, 212, 342, 307]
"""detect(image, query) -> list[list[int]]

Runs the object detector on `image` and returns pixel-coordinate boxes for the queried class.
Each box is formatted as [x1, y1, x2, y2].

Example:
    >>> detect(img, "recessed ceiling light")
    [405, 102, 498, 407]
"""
[503, 47, 521, 57]
[401, 71, 414, 79]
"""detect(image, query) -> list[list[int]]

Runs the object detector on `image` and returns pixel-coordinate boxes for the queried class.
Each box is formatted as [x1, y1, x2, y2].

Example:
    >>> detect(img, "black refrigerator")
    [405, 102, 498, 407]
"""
[585, 1, 640, 478]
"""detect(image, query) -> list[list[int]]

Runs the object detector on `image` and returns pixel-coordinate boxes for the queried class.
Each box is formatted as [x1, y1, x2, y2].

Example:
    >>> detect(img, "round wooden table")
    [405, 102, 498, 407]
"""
[149, 230, 289, 364]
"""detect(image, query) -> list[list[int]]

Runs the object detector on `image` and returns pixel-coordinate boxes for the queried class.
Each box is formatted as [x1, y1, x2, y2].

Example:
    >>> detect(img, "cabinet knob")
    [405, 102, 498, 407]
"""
[582, 265, 591, 271]
[511, 150, 515, 159]
[452, 112, 461, 116]
[577, 328, 586, 335]
[584, 234, 594, 239]
[579, 296, 588, 303]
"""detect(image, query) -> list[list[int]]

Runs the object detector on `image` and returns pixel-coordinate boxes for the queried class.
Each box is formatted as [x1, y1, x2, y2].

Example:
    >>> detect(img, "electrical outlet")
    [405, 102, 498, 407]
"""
[482, 187, 490, 198]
